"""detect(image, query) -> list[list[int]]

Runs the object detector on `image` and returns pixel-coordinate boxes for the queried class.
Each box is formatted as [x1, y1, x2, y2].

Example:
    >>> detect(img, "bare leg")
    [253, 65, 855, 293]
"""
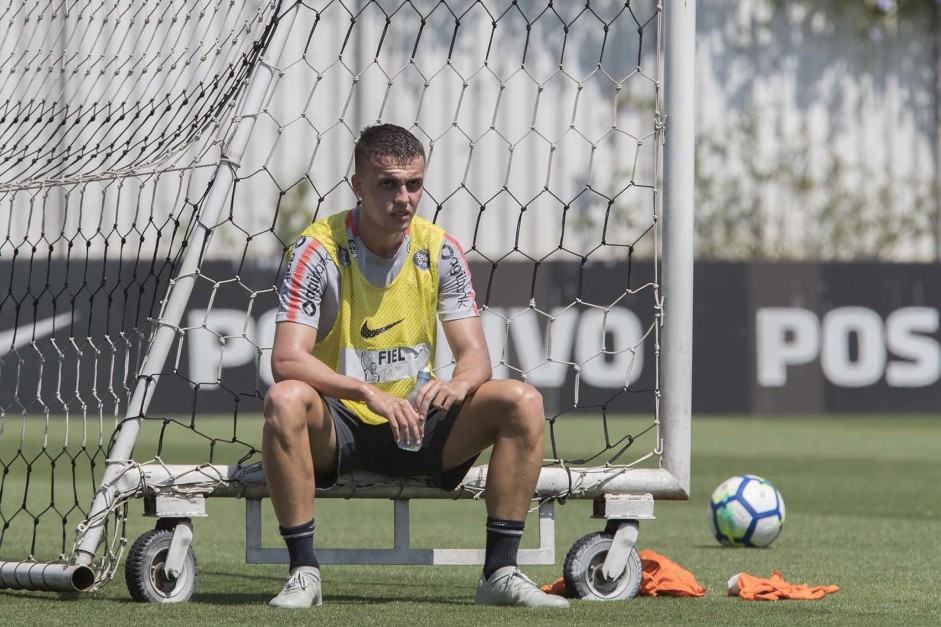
[262, 380, 338, 527]
[441, 379, 545, 519]
[445, 381, 568, 608]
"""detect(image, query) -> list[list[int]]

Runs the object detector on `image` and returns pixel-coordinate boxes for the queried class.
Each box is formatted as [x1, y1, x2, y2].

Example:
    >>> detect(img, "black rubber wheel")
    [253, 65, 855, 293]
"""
[124, 528, 198, 603]
[563, 531, 642, 601]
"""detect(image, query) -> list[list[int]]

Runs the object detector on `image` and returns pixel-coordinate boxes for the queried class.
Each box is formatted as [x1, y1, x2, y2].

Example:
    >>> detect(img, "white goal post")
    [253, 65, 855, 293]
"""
[0, 0, 693, 596]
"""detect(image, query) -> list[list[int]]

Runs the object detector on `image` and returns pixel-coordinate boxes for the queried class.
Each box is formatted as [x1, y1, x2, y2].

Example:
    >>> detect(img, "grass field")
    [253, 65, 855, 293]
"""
[1, 415, 940, 626]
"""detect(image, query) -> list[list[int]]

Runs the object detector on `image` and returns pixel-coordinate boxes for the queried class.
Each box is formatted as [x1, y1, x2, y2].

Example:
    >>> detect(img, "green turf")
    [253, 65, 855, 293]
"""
[2, 415, 940, 626]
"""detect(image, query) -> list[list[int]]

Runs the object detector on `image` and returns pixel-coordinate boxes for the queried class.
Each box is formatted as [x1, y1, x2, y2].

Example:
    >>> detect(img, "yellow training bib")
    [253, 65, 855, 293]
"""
[299, 210, 444, 424]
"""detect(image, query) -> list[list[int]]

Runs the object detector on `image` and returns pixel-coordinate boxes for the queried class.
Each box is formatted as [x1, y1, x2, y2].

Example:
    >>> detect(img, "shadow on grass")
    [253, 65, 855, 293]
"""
[189, 568, 473, 606]
[190, 591, 472, 606]
[0, 590, 89, 602]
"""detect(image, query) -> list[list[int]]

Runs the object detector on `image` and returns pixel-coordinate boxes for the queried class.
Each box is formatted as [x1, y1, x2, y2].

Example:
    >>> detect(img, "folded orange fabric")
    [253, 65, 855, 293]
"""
[540, 577, 571, 597]
[637, 549, 707, 597]
[728, 570, 840, 601]
[540, 550, 705, 598]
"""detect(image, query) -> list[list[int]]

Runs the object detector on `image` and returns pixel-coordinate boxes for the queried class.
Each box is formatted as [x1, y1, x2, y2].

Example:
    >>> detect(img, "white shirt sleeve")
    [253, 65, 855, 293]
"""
[437, 234, 479, 321]
[275, 236, 339, 332]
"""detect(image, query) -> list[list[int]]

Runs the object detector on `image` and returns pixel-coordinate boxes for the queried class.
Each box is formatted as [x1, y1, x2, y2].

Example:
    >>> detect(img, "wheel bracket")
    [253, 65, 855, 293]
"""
[592, 494, 654, 582]
[599, 520, 639, 581]
[163, 521, 194, 580]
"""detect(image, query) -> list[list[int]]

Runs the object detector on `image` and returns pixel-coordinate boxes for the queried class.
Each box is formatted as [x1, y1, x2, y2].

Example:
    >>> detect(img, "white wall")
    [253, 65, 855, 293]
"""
[696, 0, 939, 260]
[1, 0, 664, 264]
[2, 1, 937, 261]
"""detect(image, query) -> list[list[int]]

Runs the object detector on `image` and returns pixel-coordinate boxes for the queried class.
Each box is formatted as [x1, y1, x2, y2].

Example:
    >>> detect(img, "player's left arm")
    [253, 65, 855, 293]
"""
[416, 233, 490, 414]
[414, 316, 492, 415]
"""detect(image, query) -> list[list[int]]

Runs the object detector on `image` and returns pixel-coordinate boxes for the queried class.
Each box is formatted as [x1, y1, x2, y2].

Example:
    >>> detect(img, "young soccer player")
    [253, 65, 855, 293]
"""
[263, 123, 568, 609]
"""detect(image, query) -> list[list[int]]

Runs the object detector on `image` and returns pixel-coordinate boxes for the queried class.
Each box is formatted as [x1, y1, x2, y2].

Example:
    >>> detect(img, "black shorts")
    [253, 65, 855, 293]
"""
[317, 397, 479, 492]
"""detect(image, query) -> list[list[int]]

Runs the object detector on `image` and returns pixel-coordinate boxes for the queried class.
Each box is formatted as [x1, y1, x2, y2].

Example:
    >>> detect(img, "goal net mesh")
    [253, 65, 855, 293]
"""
[0, 0, 664, 573]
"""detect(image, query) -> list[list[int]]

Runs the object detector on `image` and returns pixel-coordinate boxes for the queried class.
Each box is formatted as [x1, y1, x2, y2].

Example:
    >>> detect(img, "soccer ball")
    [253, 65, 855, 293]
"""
[708, 474, 785, 548]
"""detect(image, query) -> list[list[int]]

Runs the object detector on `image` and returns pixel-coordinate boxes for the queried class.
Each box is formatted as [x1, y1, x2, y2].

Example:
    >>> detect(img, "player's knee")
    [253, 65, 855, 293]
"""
[263, 380, 319, 434]
[503, 380, 545, 436]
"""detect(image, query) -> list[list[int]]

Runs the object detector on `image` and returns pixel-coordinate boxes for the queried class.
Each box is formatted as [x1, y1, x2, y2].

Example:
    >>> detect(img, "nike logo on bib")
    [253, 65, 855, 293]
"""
[360, 318, 405, 339]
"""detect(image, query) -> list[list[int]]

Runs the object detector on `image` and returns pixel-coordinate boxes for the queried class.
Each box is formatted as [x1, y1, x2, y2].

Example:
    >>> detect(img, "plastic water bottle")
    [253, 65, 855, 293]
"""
[399, 367, 431, 451]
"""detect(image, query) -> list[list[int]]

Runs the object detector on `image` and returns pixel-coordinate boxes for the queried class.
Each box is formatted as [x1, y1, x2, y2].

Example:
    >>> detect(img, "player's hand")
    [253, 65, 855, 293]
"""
[364, 387, 424, 448]
[413, 378, 470, 417]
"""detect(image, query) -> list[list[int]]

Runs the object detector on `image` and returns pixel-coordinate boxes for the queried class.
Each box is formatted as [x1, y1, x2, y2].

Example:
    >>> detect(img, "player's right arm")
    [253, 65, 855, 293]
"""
[270, 322, 423, 443]
[270, 321, 360, 398]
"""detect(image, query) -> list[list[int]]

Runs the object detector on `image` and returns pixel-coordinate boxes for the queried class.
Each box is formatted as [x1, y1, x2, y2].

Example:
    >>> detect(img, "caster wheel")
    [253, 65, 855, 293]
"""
[563, 531, 642, 600]
[125, 528, 198, 603]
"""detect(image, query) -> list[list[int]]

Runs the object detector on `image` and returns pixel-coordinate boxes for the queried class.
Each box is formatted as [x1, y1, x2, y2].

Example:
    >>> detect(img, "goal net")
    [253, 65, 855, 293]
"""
[0, 0, 692, 593]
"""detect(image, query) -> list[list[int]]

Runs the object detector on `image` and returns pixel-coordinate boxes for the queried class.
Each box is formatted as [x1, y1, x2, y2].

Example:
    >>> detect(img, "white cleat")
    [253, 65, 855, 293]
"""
[268, 567, 322, 609]
[475, 566, 570, 608]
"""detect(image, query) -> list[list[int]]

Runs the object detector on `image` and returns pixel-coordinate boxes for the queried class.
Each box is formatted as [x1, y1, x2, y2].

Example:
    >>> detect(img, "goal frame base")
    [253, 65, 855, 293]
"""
[135, 461, 681, 567]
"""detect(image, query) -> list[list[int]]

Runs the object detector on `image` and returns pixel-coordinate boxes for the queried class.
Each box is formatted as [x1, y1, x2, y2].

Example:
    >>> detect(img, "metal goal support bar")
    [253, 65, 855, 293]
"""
[131, 462, 689, 501]
[0, 562, 96, 594]
[244, 498, 556, 566]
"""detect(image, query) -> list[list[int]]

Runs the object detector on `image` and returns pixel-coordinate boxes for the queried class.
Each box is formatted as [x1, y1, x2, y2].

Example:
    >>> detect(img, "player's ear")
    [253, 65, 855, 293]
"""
[351, 173, 362, 199]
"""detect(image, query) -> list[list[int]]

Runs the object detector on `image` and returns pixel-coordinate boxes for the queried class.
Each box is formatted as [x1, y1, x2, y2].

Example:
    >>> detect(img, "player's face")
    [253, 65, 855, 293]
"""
[353, 155, 425, 238]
